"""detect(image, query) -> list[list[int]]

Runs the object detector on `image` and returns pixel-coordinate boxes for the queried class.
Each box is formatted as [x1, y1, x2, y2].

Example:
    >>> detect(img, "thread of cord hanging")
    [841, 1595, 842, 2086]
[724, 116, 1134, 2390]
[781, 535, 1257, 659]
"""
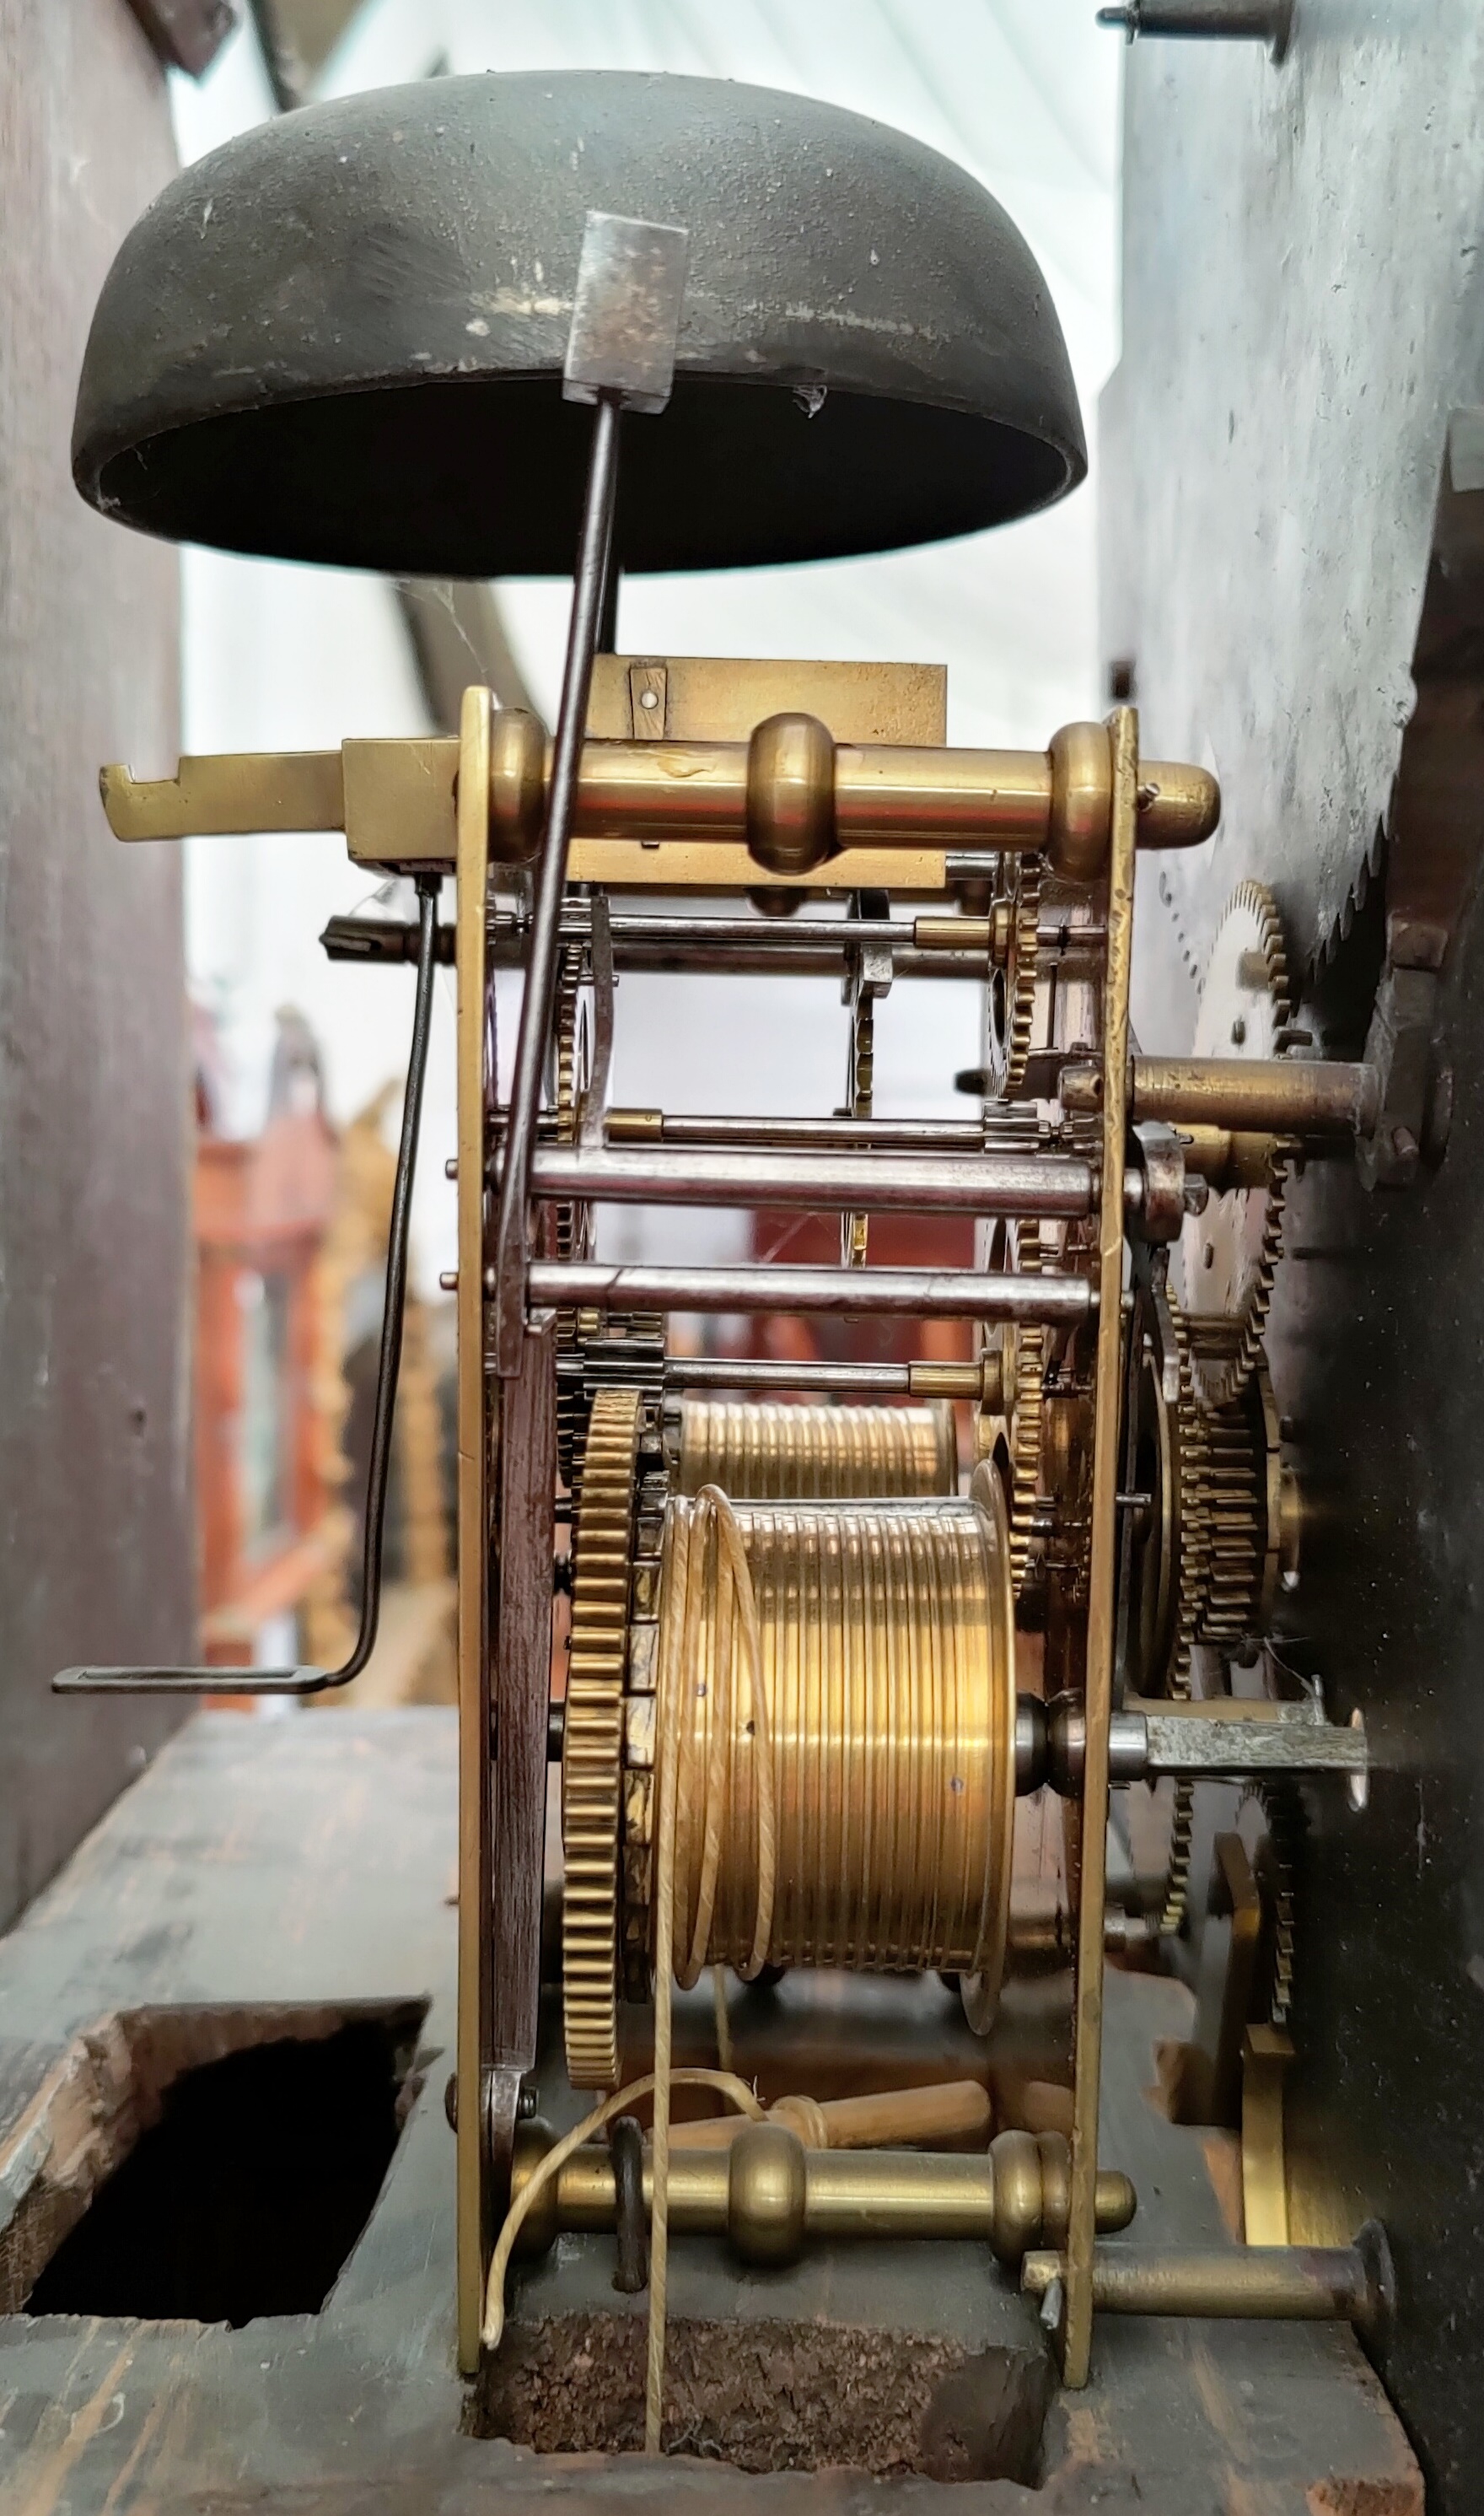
[647, 1484, 777, 2454]
[712, 1967, 734, 2074]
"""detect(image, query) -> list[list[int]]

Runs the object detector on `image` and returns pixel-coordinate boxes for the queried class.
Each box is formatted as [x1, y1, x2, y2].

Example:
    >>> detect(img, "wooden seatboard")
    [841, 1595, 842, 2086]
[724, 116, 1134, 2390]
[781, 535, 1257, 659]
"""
[0, 1713, 1420, 2515]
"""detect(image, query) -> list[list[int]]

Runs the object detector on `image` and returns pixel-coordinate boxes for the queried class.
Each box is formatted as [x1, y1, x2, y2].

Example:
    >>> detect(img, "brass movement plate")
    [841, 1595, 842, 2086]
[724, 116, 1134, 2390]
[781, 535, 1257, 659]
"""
[584, 654, 948, 746]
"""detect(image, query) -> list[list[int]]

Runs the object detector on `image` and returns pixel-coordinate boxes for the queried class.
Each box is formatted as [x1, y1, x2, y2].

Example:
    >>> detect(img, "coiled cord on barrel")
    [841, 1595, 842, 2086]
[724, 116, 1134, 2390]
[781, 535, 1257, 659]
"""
[677, 1397, 957, 1500]
[664, 1495, 1015, 1979]
[489, 1484, 1014, 2450]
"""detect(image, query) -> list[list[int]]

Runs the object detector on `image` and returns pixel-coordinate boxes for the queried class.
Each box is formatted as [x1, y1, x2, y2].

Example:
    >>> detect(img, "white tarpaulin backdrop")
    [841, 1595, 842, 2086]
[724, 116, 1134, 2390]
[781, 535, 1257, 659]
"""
[173, 3, 1120, 1285]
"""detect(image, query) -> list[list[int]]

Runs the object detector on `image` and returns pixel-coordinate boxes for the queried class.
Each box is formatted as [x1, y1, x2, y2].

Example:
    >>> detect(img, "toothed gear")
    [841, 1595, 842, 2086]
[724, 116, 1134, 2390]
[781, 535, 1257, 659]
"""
[1260, 1781, 1302, 2028]
[1154, 1317, 1202, 1944]
[1004, 1223, 1046, 1601]
[1175, 881, 1293, 1414]
[561, 1385, 643, 2088]
[1006, 853, 1042, 1096]
[1159, 1781, 1196, 1942]
[986, 852, 1042, 1100]
[1239, 1780, 1304, 2028]
[1183, 1146, 1291, 1416]
[1126, 1285, 1210, 1934]
[1130, 1285, 1212, 1703]
[554, 947, 594, 1489]
[1158, 1349, 1283, 1938]
[1197, 1389, 1269, 1651]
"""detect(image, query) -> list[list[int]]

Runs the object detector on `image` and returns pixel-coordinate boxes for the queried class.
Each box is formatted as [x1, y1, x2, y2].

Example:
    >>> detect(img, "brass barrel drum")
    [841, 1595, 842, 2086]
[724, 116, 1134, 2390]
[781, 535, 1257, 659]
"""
[674, 1396, 958, 1499]
[664, 1487, 1017, 1976]
[561, 1387, 1018, 2087]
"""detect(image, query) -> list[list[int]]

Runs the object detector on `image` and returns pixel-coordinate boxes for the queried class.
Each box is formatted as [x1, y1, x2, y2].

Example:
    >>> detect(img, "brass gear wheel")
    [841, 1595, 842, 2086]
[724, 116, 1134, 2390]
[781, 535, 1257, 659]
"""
[1259, 1781, 1302, 2028]
[987, 853, 1042, 1100]
[554, 954, 582, 1149]
[1129, 1282, 1211, 1704]
[553, 945, 592, 1261]
[1184, 1146, 1291, 1416]
[1199, 1390, 1269, 1650]
[1156, 1301, 1275, 1670]
[1159, 1308, 1281, 1939]
[1003, 1223, 1046, 1601]
[1129, 1289, 1282, 1936]
[1126, 1283, 1209, 1934]
[554, 947, 594, 1490]
[1239, 1780, 1303, 2028]
[1167, 1303, 1212, 1697]
[980, 1217, 1098, 1615]
[561, 1384, 643, 2088]
[1174, 881, 1293, 1414]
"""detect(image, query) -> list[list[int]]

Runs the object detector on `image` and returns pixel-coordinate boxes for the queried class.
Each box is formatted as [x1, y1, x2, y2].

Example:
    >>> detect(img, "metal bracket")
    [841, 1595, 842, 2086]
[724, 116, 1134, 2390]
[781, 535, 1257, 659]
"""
[841, 889, 894, 1265]
[563, 213, 691, 415]
[841, 887, 896, 1016]
[626, 660, 669, 736]
[1356, 958, 1448, 1189]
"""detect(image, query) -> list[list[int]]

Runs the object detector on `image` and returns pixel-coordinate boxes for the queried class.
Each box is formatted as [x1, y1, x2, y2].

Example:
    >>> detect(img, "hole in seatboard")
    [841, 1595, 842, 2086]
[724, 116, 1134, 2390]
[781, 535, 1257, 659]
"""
[5, 1999, 428, 2326]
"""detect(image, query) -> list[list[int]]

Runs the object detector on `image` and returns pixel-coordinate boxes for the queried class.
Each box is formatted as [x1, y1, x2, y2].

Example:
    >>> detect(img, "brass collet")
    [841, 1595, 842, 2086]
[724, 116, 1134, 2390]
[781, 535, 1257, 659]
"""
[508, 2120, 1137, 2271]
